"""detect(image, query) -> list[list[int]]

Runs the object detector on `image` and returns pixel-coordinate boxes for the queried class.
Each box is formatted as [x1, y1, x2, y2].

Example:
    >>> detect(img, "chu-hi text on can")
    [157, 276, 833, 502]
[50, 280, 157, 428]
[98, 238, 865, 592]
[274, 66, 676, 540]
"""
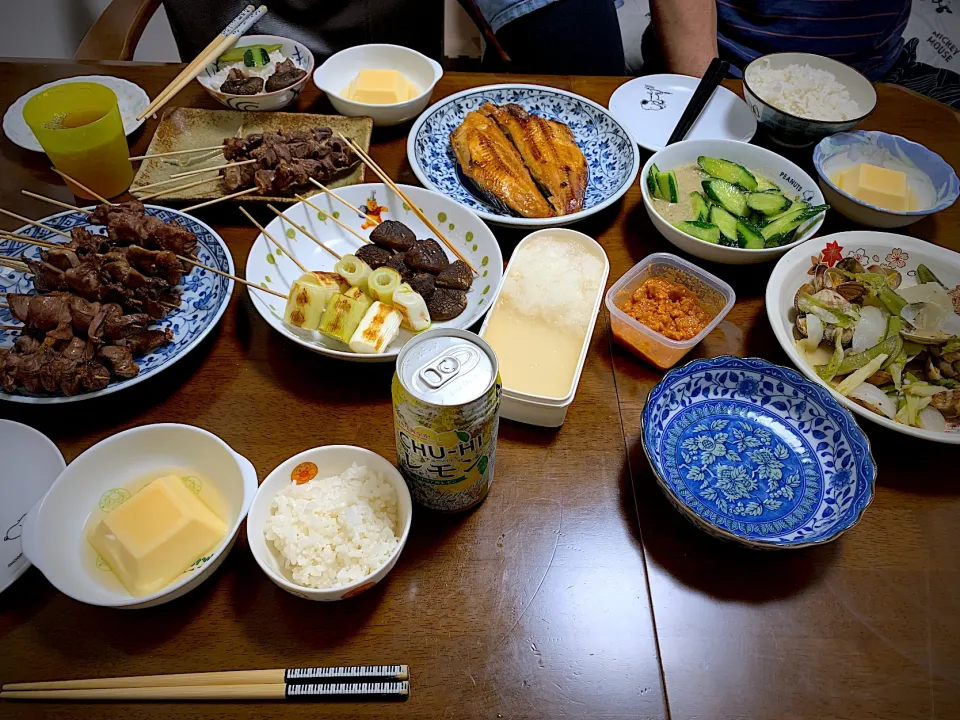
[393, 329, 501, 512]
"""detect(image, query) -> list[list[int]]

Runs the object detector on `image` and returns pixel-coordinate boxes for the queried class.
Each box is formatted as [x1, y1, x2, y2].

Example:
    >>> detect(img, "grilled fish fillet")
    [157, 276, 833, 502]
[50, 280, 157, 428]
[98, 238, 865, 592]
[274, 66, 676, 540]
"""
[450, 111, 555, 218]
[480, 103, 588, 216]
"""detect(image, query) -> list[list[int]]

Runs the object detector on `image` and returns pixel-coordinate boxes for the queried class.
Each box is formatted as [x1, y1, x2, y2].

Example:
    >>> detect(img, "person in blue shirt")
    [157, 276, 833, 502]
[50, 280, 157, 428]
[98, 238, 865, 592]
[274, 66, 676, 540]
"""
[163, 0, 625, 76]
[645, 0, 959, 108]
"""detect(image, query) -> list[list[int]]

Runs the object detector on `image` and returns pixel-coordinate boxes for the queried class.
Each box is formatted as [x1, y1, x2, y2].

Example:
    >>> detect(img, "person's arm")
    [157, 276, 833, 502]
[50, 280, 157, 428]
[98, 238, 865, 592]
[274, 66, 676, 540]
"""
[650, 0, 718, 77]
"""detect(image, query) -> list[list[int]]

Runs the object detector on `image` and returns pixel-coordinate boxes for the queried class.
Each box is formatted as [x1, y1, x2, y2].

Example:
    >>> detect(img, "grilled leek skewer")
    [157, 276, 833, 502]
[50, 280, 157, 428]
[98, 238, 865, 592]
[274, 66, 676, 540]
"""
[392, 283, 431, 332]
[349, 301, 403, 354]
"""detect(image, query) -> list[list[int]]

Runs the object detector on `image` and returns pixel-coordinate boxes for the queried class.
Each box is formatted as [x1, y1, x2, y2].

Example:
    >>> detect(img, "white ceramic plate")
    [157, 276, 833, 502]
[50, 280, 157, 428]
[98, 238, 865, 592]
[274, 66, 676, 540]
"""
[0, 420, 65, 595]
[767, 230, 960, 444]
[245, 184, 503, 362]
[3, 75, 150, 152]
[608, 74, 757, 152]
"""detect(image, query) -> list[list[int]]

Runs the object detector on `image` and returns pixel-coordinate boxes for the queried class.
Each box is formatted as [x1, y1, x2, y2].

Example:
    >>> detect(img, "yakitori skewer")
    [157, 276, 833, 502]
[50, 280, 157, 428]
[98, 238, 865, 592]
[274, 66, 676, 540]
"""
[336, 135, 476, 274]
[136, 175, 223, 202]
[130, 145, 226, 162]
[0, 257, 29, 272]
[176, 255, 287, 299]
[266, 204, 341, 260]
[132, 173, 217, 194]
[295, 194, 369, 245]
[136, 5, 265, 121]
[308, 179, 381, 226]
[182, 188, 258, 212]
[21, 190, 92, 215]
[239, 207, 308, 274]
[170, 159, 256, 181]
[0, 208, 70, 239]
[0, 233, 58, 251]
[51, 168, 114, 206]
[0, 325, 20, 331]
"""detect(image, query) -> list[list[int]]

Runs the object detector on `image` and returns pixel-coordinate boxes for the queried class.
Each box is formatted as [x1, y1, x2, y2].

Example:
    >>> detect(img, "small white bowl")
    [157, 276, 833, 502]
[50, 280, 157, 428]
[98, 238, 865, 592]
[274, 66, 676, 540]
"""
[641, 138, 826, 265]
[20, 424, 258, 609]
[247, 446, 412, 601]
[743, 53, 876, 148]
[313, 44, 442, 126]
[197, 34, 314, 111]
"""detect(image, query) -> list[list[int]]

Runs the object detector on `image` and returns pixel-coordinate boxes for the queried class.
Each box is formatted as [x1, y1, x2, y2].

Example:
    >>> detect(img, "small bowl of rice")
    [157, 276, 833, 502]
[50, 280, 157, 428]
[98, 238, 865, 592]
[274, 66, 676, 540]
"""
[247, 445, 412, 601]
[743, 52, 877, 148]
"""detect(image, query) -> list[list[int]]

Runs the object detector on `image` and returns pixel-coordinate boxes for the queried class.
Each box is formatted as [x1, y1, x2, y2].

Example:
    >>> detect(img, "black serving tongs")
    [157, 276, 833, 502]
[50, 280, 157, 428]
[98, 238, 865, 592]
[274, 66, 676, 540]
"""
[665, 58, 731, 146]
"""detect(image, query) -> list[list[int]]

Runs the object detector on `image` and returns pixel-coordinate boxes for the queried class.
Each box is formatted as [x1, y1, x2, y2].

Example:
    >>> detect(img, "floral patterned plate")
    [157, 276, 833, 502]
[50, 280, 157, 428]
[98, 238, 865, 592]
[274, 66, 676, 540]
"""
[244, 183, 503, 363]
[641, 356, 876, 548]
[0, 206, 234, 404]
[767, 231, 960, 444]
[406, 84, 641, 228]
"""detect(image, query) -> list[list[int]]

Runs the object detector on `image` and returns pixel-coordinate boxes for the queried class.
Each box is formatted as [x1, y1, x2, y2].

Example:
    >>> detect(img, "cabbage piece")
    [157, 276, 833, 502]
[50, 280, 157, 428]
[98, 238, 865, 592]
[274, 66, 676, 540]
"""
[852, 306, 886, 354]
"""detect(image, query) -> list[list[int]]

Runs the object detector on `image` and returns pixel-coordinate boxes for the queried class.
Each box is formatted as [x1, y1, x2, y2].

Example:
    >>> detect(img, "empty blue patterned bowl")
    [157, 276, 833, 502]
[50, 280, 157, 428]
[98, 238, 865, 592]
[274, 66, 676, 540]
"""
[814, 130, 960, 228]
[406, 84, 641, 228]
[641, 356, 876, 549]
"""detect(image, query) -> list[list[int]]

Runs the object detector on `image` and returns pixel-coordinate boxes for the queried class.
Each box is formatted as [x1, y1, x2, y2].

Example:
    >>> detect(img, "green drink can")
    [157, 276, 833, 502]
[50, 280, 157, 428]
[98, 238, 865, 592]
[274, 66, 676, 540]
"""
[393, 329, 502, 512]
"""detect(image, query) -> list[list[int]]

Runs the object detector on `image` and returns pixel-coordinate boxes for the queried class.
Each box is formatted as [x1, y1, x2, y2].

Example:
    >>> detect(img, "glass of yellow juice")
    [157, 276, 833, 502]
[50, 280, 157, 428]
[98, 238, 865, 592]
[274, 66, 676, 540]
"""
[22, 82, 134, 200]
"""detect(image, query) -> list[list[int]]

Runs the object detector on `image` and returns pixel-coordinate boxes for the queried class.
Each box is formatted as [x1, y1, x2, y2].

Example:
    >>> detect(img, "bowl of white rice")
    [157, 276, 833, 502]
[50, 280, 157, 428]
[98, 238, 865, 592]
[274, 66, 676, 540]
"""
[743, 53, 876, 148]
[246, 446, 412, 601]
[197, 34, 314, 112]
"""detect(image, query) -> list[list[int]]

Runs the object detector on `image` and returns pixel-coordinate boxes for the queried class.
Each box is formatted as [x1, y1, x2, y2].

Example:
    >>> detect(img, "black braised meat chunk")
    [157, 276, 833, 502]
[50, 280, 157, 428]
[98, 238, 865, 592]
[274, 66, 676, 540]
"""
[435, 260, 473, 291]
[427, 288, 468, 321]
[355, 244, 393, 270]
[405, 239, 449, 274]
[408, 273, 436, 302]
[369, 220, 417, 253]
[383, 254, 413, 281]
[89, 201, 145, 226]
[265, 59, 307, 92]
[97, 346, 140, 378]
[220, 68, 264, 95]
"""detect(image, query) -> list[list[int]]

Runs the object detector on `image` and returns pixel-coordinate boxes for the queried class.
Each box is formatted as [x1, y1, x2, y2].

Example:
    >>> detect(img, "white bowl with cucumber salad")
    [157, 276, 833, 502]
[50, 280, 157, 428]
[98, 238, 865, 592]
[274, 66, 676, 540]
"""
[641, 139, 828, 265]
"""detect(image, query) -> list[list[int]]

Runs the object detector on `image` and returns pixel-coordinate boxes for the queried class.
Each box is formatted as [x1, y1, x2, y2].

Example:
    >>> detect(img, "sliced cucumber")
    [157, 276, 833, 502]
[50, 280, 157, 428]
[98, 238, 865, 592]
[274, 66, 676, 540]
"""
[690, 191, 710, 222]
[765, 200, 805, 224]
[647, 163, 660, 198]
[746, 191, 789, 216]
[760, 204, 829, 242]
[675, 221, 720, 244]
[702, 179, 748, 217]
[709, 205, 738, 244]
[755, 175, 779, 192]
[737, 220, 765, 250]
[656, 171, 679, 203]
[698, 156, 759, 191]
[218, 43, 283, 64]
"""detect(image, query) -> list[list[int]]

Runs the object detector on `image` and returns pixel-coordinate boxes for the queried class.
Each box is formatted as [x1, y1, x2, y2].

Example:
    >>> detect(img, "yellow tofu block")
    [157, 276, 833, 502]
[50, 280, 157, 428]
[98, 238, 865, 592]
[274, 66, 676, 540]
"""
[343, 69, 416, 104]
[838, 163, 910, 211]
[88, 475, 226, 597]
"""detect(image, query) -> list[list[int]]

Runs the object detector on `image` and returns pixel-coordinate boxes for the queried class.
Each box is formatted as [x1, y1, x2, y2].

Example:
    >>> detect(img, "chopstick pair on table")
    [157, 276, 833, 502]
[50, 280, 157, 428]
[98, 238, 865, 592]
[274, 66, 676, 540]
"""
[1, 665, 410, 702]
[665, 58, 731, 146]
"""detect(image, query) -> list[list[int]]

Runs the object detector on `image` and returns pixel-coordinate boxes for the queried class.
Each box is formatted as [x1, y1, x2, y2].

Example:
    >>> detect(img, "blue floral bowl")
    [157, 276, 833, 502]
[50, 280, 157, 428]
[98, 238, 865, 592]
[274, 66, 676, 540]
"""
[814, 130, 960, 228]
[406, 84, 641, 228]
[641, 356, 876, 549]
[0, 206, 234, 404]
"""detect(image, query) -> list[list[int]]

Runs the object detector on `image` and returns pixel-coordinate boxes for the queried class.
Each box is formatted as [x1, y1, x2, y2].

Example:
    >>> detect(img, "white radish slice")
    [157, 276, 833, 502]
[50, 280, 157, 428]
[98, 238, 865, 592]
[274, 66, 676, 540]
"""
[852, 305, 886, 354]
[848, 382, 898, 419]
[919, 406, 948, 433]
[799, 314, 824, 353]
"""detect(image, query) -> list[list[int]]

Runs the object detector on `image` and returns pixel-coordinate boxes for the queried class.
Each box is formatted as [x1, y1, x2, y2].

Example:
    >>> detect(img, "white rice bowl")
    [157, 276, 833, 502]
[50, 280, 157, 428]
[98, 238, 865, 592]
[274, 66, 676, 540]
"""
[263, 463, 400, 590]
[746, 62, 861, 121]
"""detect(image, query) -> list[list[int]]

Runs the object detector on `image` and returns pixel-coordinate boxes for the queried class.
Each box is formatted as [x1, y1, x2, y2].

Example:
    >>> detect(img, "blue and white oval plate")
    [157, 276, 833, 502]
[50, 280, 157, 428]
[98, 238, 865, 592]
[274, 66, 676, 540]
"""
[407, 84, 641, 228]
[0, 205, 234, 404]
[641, 356, 876, 549]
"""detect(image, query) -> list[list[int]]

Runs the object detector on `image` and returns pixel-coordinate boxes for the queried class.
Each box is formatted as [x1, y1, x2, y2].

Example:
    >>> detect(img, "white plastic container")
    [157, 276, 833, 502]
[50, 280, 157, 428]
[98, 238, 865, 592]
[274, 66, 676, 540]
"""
[479, 228, 609, 428]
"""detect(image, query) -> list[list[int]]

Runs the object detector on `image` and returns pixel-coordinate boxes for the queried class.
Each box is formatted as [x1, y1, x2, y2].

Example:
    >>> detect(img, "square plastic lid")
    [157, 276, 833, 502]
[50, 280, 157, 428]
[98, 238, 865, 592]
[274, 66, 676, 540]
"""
[0, 420, 65, 594]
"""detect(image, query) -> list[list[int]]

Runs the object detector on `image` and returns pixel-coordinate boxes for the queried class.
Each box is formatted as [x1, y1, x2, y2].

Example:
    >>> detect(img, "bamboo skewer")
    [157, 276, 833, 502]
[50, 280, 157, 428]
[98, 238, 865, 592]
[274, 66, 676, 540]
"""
[130, 145, 226, 161]
[50, 168, 114, 206]
[295, 194, 369, 245]
[336, 135, 476, 274]
[240, 207, 307, 274]
[136, 175, 223, 201]
[308, 178, 380, 225]
[136, 5, 266, 121]
[177, 255, 287, 299]
[0, 208, 70, 239]
[170, 159, 255, 181]
[21, 190, 92, 215]
[182, 188, 258, 212]
[3, 665, 411, 691]
[0, 257, 29, 272]
[267, 204, 341, 260]
[131, 173, 218, 194]
[0, 325, 20, 331]
[0, 233, 58, 251]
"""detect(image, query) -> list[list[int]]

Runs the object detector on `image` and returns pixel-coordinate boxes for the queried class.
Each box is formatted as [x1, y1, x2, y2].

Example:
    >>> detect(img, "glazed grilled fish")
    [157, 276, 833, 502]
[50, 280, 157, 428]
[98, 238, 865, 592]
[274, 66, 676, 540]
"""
[450, 111, 555, 218]
[480, 103, 588, 216]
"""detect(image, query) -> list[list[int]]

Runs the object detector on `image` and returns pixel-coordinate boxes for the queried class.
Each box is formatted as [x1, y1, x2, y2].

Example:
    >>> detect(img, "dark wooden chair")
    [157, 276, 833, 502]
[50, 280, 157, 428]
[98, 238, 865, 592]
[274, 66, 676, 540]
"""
[77, 0, 507, 63]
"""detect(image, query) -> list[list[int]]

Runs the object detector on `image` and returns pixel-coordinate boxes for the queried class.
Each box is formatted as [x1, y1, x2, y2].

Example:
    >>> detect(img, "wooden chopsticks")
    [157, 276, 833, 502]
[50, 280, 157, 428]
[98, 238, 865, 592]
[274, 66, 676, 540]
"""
[137, 5, 268, 121]
[1, 665, 411, 702]
[666, 58, 731, 146]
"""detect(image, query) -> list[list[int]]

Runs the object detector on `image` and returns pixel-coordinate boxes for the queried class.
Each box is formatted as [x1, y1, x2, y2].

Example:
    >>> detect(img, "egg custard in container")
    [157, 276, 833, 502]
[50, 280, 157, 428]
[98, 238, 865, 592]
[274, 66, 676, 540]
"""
[479, 229, 609, 427]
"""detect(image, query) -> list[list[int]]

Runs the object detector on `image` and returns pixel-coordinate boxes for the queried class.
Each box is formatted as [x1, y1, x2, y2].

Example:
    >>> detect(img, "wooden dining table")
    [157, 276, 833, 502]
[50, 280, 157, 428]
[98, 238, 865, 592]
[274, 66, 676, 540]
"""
[0, 58, 958, 720]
